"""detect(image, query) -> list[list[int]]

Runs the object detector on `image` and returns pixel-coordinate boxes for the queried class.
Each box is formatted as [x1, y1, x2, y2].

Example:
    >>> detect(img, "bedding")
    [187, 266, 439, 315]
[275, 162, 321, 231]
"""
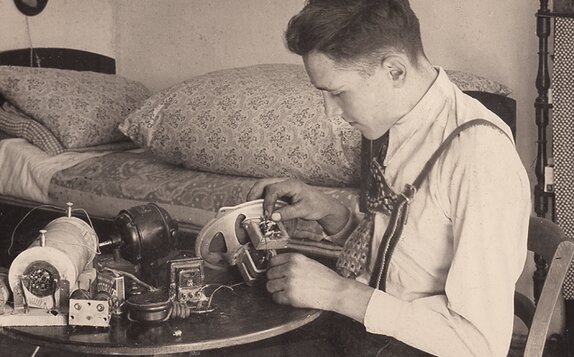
[0, 138, 360, 234]
[0, 65, 150, 149]
[119, 64, 512, 188]
[0, 138, 118, 202]
[0, 48, 517, 239]
[0, 102, 65, 155]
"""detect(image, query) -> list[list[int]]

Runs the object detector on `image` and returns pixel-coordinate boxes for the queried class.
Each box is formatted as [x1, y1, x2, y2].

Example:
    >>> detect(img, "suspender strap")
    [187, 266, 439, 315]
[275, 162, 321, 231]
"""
[369, 119, 510, 290]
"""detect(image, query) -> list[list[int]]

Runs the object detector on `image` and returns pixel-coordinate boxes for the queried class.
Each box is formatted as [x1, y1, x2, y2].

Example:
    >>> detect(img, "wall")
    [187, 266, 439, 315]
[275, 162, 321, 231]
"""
[0, 0, 115, 58]
[411, 1, 540, 186]
[114, 0, 305, 92]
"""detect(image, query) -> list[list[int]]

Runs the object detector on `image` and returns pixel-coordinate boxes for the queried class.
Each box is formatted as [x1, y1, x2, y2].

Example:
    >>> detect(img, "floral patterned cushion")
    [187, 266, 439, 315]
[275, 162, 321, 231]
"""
[120, 64, 362, 187]
[0, 66, 151, 149]
[119, 64, 512, 187]
[445, 69, 512, 96]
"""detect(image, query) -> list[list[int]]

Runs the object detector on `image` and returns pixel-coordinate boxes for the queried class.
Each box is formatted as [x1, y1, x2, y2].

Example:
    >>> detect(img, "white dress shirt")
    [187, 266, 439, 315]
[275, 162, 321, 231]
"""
[357, 68, 531, 357]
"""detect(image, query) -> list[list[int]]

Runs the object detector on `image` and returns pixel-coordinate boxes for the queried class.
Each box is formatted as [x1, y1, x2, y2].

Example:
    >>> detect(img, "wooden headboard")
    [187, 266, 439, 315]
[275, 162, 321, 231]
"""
[0, 47, 115, 72]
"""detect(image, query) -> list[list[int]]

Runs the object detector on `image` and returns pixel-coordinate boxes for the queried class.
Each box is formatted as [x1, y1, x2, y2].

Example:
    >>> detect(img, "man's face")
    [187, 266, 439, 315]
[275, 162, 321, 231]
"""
[303, 51, 398, 140]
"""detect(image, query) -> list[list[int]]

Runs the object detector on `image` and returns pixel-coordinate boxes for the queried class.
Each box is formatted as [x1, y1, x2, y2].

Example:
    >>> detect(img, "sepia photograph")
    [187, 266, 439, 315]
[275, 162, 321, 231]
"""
[0, 1, 571, 356]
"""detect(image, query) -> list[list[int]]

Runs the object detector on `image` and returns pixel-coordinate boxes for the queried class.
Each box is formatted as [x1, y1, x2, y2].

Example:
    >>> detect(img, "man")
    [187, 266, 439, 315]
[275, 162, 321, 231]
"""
[248, 0, 530, 356]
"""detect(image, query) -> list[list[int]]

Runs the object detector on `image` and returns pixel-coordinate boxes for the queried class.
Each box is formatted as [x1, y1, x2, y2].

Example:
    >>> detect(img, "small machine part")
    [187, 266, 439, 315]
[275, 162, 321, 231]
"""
[68, 298, 110, 327]
[96, 248, 140, 276]
[0, 270, 9, 315]
[242, 217, 289, 250]
[126, 291, 172, 324]
[95, 270, 126, 317]
[195, 200, 294, 284]
[105, 203, 178, 268]
[236, 245, 276, 284]
[167, 257, 206, 304]
[19, 275, 70, 312]
[20, 261, 60, 309]
[8, 215, 98, 313]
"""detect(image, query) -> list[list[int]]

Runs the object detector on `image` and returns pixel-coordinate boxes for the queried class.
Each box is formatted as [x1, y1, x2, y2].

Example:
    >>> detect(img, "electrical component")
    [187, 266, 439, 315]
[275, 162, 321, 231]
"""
[102, 203, 178, 268]
[242, 217, 289, 250]
[195, 200, 295, 284]
[95, 270, 126, 317]
[235, 244, 276, 283]
[126, 291, 172, 324]
[68, 298, 110, 327]
[167, 257, 206, 304]
[8, 214, 98, 313]
[0, 270, 9, 315]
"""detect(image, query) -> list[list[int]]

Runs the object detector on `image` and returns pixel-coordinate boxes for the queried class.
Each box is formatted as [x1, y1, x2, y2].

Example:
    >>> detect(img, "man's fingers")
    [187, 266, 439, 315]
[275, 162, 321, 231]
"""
[271, 203, 307, 222]
[266, 276, 286, 293]
[268, 252, 303, 268]
[289, 229, 325, 241]
[247, 177, 289, 201]
[261, 179, 299, 217]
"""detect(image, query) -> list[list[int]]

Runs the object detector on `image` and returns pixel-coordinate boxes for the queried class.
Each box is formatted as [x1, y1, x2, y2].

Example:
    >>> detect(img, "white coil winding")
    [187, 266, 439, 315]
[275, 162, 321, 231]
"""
[8, 217, 99, 296]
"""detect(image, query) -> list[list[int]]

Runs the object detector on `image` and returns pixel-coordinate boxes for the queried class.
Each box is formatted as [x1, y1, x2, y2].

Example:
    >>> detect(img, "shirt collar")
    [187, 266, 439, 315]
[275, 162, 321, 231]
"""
[385, 67, 452, 165]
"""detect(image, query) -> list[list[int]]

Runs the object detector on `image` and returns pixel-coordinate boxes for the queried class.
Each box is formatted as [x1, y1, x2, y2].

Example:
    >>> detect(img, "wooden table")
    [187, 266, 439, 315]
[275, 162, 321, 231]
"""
[1, 269, 322, 356]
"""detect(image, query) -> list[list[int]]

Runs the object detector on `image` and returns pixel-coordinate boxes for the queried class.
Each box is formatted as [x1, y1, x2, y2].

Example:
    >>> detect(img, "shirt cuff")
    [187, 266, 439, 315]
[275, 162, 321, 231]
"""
[363, 289, 405, 337]
[323, 209, 361, 246]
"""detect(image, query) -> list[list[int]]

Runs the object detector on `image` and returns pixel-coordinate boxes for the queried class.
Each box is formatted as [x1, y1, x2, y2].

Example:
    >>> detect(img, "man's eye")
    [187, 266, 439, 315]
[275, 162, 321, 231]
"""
[331, 91, 342, 96]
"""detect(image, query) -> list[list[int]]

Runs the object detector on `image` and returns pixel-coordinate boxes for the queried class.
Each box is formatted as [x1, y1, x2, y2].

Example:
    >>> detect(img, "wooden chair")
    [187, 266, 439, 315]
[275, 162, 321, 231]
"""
[513, 216, 574, 356]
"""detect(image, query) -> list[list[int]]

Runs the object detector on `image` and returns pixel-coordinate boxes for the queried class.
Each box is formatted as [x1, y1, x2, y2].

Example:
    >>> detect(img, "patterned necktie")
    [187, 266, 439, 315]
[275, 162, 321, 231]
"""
[336, 133, 398, 279]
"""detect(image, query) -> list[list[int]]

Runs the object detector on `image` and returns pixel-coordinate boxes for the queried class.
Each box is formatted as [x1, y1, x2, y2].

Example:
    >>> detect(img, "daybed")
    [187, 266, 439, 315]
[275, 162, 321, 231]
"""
[0, 48, 517, 262]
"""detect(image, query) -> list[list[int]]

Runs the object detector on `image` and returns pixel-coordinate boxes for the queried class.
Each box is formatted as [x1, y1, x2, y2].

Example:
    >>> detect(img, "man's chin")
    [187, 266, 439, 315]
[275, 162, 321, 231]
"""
[358, 129, 378, 140]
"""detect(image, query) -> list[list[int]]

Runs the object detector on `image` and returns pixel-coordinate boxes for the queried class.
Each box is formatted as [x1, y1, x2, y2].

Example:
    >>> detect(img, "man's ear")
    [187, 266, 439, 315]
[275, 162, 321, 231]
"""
[381, 55, 407, 85]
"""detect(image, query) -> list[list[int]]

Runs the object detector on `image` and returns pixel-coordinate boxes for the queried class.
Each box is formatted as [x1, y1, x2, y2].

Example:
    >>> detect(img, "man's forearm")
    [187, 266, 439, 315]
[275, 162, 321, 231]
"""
[328, 277, 374, 323]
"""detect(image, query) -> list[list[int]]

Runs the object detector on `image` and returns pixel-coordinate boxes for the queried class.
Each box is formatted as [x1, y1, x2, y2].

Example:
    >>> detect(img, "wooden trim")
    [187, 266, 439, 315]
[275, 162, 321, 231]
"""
[0, 47, 115, 74]
[525, 241, 574, 357]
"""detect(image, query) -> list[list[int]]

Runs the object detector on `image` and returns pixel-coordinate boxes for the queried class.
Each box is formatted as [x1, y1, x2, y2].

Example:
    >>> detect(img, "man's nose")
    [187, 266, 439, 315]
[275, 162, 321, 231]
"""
[322, 92, 343, 117]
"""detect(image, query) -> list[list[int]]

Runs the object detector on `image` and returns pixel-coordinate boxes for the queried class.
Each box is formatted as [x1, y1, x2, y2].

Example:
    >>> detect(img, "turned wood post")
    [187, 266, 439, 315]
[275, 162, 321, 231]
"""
[533, 0, 552, 304]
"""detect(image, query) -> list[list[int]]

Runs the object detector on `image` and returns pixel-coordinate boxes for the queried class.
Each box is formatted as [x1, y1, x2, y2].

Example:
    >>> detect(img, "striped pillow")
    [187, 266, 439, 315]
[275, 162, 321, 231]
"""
[0, 102, 65, 155]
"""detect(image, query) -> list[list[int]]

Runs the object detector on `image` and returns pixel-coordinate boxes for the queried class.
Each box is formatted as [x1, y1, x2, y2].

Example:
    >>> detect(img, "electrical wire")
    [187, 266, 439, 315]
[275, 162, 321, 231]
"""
[169, 282, 244, 319]
[30, 346, 40, 357]
[8, 204, 102, 257]
[101, 267, 159, 292]
[24, 16, 41, 67]
[71, 207, 102, 254]
[8, 204, 67, 256]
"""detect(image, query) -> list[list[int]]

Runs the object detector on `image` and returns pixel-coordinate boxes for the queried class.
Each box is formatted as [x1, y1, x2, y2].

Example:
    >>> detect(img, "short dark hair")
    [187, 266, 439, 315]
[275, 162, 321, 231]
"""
[285, 0, 425, 67]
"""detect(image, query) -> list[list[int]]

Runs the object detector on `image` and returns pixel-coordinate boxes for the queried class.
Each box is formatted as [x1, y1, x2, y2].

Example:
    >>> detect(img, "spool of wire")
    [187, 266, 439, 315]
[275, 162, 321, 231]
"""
[8, 216, 99, 303]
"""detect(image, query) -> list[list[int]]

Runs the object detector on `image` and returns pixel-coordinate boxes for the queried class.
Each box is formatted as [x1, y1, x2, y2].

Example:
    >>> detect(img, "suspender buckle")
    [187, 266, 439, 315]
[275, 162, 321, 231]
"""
[401, 184, 417, 203]
[399, 184, 417, 226]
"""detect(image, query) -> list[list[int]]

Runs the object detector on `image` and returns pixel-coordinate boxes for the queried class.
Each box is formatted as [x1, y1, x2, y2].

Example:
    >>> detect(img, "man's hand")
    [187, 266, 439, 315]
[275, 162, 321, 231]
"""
[247, 178, 349, 235]
[265, 253, 344, 310]
[266, 253, 374, 323]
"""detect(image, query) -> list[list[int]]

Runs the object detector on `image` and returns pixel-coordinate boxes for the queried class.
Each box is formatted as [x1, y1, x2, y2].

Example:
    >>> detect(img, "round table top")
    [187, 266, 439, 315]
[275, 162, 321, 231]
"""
[1, 269, 321, 355]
